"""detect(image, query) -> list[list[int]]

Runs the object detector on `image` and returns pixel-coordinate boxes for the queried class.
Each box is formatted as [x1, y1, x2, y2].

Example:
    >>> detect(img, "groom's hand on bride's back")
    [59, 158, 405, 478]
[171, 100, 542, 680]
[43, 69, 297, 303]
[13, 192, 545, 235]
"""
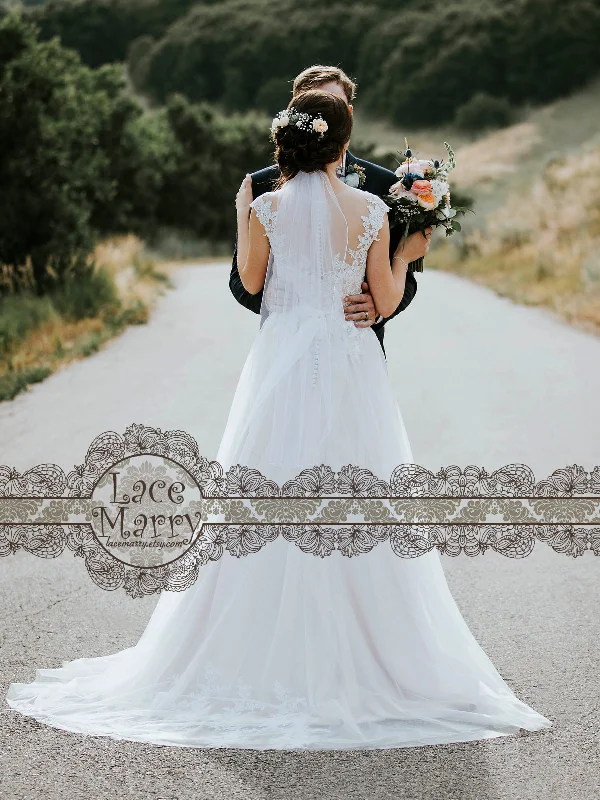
[343, 282, 377, 328]
[342, 226, 432, 329]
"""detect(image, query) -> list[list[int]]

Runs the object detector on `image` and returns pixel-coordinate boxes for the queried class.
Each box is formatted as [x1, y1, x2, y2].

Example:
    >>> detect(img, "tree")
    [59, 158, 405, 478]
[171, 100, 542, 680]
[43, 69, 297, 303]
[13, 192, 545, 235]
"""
[158, 94, 272, 241]
[0, 13, 115, 291]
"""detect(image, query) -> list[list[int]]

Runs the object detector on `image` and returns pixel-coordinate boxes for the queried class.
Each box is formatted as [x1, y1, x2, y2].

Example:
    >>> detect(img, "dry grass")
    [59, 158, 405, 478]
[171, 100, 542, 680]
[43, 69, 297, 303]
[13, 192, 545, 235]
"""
[355, 79, 600, 337]
[452, 122, 542, 187]
[431, 143, 600, 334]
[95, 234, 177, 299]
[0, 236, 172, 401]
[352, 112, 467, 161]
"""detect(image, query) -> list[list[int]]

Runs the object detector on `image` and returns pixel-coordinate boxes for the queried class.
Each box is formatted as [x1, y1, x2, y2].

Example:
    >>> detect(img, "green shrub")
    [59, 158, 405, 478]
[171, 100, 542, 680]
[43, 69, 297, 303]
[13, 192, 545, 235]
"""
[0, 294, 56, 356]
[111, 299, 150, 327]
[157, 95, 272, 242]
[50, 267, 120, 322]
[21, 0, 600, 128]
[0, 13, 279, 285]
[0, 13, 115, 292]
[0, 365, 51, 402]
[73, 330, 105, 357]
[255, 77, 294, 115]
[454, 92, 517, 132]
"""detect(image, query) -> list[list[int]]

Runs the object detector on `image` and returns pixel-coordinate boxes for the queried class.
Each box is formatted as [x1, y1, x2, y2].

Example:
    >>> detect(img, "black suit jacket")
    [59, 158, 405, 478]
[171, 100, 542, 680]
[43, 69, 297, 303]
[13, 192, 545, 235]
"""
[229, 151, 419, 355]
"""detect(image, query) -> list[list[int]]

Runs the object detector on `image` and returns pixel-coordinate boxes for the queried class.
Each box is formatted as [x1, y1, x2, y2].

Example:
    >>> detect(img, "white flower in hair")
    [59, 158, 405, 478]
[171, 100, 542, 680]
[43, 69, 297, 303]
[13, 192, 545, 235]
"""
[313, 117, 328, 134]
[271, 112, 290, 133]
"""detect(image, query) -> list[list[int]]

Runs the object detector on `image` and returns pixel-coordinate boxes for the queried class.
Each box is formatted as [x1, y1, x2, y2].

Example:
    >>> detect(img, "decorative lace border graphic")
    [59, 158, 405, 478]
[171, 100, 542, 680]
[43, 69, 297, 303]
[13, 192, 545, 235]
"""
[1, 424, 599, 597]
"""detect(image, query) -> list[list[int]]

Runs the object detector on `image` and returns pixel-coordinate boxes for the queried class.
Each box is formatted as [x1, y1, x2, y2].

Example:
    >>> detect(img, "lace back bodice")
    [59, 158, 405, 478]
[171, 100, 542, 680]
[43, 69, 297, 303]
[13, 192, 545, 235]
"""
[250, 176, 390, 313]
[333, 194, 390, 299]
[249, 172, 389, 370]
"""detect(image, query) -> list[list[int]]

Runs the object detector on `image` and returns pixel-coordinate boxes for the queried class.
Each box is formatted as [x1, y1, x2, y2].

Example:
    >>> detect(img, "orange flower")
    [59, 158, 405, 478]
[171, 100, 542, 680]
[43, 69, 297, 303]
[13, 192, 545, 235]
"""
[417, 193, 436, 210]
[411, 179, 433, 195]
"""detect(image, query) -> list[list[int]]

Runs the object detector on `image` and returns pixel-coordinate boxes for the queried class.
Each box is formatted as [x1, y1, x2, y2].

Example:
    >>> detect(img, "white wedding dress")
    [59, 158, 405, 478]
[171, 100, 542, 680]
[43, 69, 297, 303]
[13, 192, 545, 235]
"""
[6, 171, 552, 750]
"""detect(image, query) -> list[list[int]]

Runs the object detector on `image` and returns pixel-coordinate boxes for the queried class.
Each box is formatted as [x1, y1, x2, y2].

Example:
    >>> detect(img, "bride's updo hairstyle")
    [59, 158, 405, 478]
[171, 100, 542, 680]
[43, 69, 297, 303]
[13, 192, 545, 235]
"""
[273, 90, 353, 184]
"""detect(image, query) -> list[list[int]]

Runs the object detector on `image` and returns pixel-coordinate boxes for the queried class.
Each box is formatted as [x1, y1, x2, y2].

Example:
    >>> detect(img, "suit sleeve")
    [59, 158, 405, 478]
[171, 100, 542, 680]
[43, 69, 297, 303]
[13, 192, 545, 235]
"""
[375, 270, 417, 327]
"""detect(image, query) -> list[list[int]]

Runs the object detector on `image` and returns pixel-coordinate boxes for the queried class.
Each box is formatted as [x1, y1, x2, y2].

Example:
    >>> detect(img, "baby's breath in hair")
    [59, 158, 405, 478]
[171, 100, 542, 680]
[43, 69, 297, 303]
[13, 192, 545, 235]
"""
[272, 90, 352, 185]
[271, 107, 329, 140]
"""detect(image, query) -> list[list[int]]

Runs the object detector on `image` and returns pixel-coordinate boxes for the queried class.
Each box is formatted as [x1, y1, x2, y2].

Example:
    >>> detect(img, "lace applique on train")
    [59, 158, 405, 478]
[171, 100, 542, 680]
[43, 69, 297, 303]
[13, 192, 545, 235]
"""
[164, 662, 313, 747]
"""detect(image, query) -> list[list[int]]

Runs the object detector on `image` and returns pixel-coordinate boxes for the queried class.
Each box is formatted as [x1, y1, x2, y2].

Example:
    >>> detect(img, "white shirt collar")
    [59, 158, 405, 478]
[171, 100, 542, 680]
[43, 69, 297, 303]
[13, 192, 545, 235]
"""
[336, 151, 348, 180]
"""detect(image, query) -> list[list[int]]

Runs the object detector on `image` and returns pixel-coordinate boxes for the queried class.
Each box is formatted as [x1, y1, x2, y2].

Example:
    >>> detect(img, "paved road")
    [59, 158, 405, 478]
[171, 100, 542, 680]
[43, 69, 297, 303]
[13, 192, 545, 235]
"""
[1, 263, 599, 800]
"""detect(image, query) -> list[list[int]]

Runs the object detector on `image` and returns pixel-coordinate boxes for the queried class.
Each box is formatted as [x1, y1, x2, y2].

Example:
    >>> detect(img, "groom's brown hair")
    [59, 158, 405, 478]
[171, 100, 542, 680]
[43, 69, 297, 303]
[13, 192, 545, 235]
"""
[293, 66, 357, 103]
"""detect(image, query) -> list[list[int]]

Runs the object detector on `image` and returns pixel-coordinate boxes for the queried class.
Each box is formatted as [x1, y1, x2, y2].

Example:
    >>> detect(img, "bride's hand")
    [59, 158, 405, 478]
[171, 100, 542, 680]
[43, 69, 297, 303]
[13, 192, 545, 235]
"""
[236, 174, 253, 215]
[394, 227, 433, 264]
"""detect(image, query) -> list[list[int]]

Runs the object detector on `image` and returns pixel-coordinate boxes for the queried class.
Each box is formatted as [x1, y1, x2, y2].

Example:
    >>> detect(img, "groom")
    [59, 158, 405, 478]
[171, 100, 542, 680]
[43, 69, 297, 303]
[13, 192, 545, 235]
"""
[230, 65, 429, 355]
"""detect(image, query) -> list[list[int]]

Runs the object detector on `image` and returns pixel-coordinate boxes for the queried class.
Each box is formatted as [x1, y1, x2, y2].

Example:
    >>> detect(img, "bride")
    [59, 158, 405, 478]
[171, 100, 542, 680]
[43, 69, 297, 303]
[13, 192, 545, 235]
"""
[6, 89, 552, 750]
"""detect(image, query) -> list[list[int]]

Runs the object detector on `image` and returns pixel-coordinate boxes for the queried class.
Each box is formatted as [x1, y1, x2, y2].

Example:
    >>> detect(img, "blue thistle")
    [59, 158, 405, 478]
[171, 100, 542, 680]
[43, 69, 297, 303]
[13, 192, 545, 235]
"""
[401, 172, 424, 190]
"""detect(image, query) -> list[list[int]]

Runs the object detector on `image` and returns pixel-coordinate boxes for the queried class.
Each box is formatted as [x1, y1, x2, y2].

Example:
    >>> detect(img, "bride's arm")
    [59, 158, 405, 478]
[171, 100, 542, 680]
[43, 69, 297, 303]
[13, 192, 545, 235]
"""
[237, 208, 270, 295]
[236, 175, 270, 295]
[365, 217, 408, 319]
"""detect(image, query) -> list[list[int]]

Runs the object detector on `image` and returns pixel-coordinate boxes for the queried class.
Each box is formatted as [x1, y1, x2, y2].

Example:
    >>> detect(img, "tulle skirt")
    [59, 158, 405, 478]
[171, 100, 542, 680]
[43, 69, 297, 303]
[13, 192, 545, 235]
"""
[6, 311, 552, 749]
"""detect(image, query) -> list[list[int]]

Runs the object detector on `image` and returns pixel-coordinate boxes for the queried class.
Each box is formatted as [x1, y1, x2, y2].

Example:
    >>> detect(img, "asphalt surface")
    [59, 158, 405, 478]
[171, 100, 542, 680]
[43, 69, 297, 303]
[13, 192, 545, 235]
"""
[1, 263, 599, 800]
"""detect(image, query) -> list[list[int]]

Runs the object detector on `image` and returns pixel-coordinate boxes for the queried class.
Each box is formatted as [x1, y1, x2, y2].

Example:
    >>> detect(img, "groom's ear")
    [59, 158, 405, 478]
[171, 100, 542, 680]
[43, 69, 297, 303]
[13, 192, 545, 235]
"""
[348, 104, 354, 116]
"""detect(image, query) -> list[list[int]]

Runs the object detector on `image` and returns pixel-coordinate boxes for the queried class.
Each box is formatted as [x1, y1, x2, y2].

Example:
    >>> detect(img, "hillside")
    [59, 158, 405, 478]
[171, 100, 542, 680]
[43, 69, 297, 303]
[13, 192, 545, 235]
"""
[357, 80, 600, 335]
[2, 0, 600, 392]
[3, 0, 599, 128]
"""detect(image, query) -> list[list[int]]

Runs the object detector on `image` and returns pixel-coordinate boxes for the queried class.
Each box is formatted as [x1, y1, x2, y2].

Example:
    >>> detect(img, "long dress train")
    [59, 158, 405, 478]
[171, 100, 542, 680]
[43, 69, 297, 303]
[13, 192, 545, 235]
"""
[6, 171, 552, 749]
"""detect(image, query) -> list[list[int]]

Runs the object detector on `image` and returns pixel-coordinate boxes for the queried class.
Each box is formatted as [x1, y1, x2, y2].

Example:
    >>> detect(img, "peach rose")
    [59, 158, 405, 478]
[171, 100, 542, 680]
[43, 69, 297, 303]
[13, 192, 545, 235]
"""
[410, 179, 433, 195]
[417, 193, 436, 210]
[389, 181, 418, 201]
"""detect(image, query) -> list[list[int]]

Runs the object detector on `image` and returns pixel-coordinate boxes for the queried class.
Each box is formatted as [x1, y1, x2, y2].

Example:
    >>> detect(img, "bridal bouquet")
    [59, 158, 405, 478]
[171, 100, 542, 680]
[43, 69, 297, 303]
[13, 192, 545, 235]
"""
[386, 141, 469, 271]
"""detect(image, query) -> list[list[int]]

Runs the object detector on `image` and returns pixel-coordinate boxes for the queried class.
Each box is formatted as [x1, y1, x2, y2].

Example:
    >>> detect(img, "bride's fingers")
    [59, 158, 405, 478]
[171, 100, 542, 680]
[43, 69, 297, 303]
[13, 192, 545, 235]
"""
[237, 174, 252, 194]
[235, 175, 253, 208]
